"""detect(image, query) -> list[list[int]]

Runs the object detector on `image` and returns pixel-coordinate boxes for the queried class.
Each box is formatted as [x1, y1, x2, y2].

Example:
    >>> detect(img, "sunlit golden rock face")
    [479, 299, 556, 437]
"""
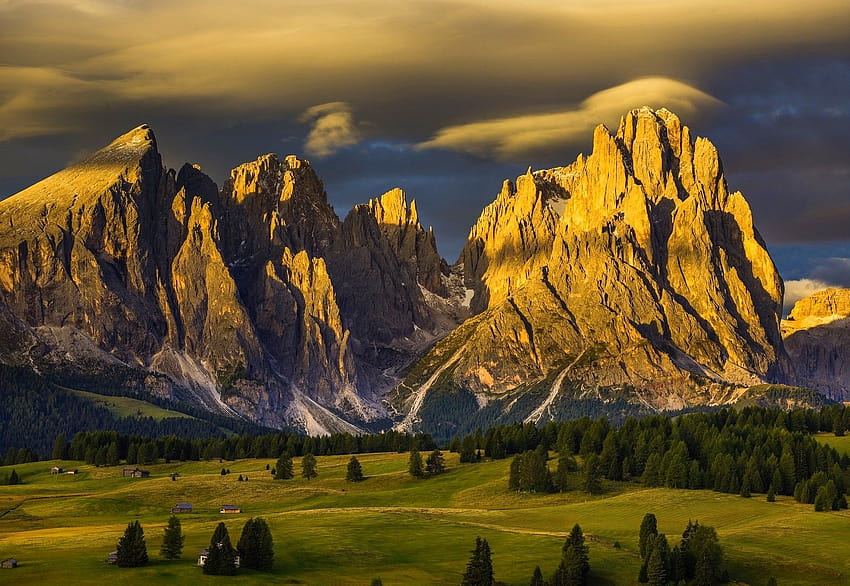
[0, 126, 451, 432]
[783, 288, 850, 400]
[395, 107, 790, 422]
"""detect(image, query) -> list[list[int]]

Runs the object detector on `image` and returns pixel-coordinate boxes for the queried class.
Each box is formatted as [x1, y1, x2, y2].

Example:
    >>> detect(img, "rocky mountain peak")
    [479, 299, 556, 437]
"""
[783, 287, 850, 401]
[395, 107, 789, 429]
[787, 288, 850, 323]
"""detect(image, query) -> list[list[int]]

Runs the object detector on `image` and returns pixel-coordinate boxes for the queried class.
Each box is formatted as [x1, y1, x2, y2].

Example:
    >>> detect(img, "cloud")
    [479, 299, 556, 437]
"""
[417, 78, 722, 159]
[299, 102, 361, 158]
[810, 257, 850, 286]
[784, 279, 832, 314]
[783, 258, 850, 313]
[0, 0, 847, 144]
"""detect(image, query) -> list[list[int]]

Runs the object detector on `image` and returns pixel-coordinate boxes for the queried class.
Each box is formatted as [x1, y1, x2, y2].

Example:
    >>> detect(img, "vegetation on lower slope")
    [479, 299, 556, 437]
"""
[1, 448, 849, 585]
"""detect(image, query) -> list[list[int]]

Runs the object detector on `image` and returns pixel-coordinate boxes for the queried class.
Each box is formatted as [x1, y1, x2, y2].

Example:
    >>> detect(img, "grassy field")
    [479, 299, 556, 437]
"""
[817, 433, 850, 457]
[1, 452, 848, 585]
[64, 388, 195, 420]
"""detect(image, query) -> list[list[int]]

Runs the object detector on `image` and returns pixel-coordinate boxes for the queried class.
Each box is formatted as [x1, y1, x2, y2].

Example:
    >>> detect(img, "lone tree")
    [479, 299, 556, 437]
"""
[237, 517, 274, 571]
[204, 522, 238, 575]
[301, 453, 318, 480]
[554, 523, 590, 585]
[461, 536, 494, 586]
[275, 452, 294, 480]
[346, 456, 364, 482]
[426, 449, 446, 476]
[160, 515, 184, 560]
[530, 565, 545, 586]
[408, 448, 424, 478]
[116, 520, 148, 567]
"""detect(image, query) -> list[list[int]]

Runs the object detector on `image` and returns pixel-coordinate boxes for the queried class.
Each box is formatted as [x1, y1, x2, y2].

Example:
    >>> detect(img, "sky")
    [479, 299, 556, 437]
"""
[1, 0, 849, 311]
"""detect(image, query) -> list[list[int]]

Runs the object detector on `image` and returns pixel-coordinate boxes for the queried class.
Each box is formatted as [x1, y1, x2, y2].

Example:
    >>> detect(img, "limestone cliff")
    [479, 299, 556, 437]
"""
[393, 107, 790, 430]
[0, 126, 454, 432]
[783, 288, 850, 400]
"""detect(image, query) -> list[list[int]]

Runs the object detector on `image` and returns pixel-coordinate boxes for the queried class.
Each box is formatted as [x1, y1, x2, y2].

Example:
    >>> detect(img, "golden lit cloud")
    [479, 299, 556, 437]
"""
[299, 102, 361, 158]
[417, 78, 722, 159]
[0, 0, 847, 145]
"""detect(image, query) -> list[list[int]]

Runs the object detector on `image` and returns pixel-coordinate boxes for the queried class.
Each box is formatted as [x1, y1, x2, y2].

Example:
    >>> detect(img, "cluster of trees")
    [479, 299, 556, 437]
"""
[408, 448, 445, 478]
[203, 518, 274, 575]
[794, 469, 847, 511]
[112, 515, 273, 574]
[446, 408, 850, 504]
[272, 452, 318, 480]
[637, 514, 725, 585]
[460, 525, 591, 586]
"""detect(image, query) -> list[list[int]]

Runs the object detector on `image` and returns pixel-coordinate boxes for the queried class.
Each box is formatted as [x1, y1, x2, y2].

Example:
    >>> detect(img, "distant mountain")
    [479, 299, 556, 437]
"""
[783, 287, 850, 400]
[0, 109, 828, 437]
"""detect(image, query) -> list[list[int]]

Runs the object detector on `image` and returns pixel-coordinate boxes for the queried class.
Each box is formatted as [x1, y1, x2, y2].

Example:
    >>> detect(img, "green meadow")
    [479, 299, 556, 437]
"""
[66, 388, 196, 421]
[0, 450, 848, 585]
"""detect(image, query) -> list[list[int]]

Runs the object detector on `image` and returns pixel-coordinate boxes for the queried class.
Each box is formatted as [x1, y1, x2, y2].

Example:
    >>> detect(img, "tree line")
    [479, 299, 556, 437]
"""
[46, 428, 435, 468]
[113, 515, 273, 575]
[448, 407, 849, 511]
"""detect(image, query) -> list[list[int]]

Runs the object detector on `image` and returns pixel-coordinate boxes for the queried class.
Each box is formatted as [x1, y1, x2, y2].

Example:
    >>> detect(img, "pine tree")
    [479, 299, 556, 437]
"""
[116, 520, 148, 567]
[766, 483, 776, 502]
[204, 522, 237, 575]
[160, 515, 184, 560]
[426, 449, 446, 476]
[560, 523, 590, 585]
[646, 534, 669, 586]
[689, 524, 723, 586]
[460, 436, 477, 463]
[530, 565, 545, 586]
[461, 536, 494, 586]
[275, 453, 294, 480]
[7, 469, 19, 485]
[52, 434, 67, 460]
[639, 513, 658, 560]
[346, 456, 364, 482]
[582, 454, 602, 495]
[509, 453, 523, 491]
[237, 517, 274, 571]
[301, 453, 318, 479]
[408, 448, 424, 478]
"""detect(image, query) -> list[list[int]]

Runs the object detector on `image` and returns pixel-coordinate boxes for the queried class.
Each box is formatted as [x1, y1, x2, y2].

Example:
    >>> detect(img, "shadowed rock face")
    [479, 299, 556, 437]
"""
[0, 127, 451, 433]
[783, 288, 850, 401]
[393, 107, 790, 426]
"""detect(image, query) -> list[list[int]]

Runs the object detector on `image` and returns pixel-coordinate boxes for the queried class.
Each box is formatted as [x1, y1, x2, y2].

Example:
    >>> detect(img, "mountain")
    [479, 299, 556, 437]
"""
[782, 287, 850, 400]
[0, 126, 459, 434]
[0, 109, 810, 436]
[390, 107, 791, 433]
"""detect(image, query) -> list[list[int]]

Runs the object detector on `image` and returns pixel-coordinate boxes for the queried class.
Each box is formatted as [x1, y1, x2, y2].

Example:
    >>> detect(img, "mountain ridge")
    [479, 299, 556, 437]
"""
[0, 109, 837, 435]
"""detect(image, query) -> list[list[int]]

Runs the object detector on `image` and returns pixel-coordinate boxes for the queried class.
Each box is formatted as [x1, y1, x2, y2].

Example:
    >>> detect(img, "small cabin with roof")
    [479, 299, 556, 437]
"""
[197, 548, 240, 568]
[1, 558, 17, 569]
[219, 505, 241, 514]
[50, 466, 62, 474]
[122, 467, 149, 478]
[171, 503, 193, 513]
[106, 552, 118, 565]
